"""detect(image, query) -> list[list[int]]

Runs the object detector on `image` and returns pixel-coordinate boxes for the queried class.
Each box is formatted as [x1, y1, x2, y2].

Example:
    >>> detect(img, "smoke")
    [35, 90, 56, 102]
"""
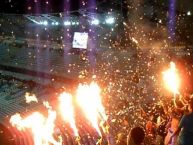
[126, 0, 169, 50]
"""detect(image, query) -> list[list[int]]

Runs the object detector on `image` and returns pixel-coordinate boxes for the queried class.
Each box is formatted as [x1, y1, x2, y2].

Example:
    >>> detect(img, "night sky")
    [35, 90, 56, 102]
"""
[0, 0, 104, 14]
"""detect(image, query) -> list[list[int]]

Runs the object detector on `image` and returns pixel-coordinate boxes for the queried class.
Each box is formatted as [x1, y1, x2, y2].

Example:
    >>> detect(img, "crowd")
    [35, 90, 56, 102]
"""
[99, 94, 193, 145]
[89, 48, 193, 145]
[1, 41, 193, 145]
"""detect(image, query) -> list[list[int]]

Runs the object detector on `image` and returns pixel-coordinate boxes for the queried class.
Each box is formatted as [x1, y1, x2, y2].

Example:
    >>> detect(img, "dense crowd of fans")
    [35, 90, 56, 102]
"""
[92, 48, 193, 145]
[0, 42, 193, 145]
[105, 95, 193, 145]
[0, 0, 193, 143]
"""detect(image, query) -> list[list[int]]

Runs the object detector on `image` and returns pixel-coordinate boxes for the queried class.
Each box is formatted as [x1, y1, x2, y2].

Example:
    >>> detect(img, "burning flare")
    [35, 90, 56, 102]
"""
[59, 92, 79, 136]
[10, 82, 108, 143]
[163, 62, 180, 95]
[10, 103, 62, 145]
[25, 92, 38, 103]
[76, 82, 107, 136]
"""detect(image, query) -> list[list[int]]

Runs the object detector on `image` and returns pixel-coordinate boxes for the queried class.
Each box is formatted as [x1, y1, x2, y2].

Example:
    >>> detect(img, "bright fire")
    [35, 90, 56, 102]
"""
[10, 82, 108, 143]
[163, 62, 180, 95]
[76, 82, 107, 136]
[59, 92, 79, 136]
[25, 92, 38, 103]
[10, 104, 62, 145]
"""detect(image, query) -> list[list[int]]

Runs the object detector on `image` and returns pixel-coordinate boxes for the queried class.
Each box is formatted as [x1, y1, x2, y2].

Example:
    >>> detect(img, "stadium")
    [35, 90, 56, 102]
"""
[0, 0, 193, 145]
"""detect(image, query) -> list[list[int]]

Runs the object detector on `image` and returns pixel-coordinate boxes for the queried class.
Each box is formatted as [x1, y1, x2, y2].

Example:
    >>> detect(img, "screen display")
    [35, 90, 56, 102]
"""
[72, 32, 88, 49]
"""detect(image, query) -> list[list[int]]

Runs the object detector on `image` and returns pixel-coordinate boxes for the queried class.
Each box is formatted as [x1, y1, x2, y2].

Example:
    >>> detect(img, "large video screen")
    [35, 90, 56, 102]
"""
[72, 32, 88, 49]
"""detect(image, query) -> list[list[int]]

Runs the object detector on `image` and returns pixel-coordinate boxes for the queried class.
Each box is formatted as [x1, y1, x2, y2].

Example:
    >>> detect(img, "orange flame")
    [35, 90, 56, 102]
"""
[43, 101, 52, 109]
[59, 92, 79, 136]
[76, 82, 107, 136]
[163, 62, 180, 95]
[10, 104, 62, 145]
[25, 92, 38, 103]
[10, 82, 108, 142]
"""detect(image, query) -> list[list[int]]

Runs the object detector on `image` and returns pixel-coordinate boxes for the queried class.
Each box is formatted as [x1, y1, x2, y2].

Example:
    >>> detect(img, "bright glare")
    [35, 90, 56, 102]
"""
[55, 22, 59, 25]
[64, 21, 71, 26]
[43, 21, 48, 26]
[71, 22, 75, 25]
[163, 62, 180, 95]
[59, 92, 78, 136]
[91, 19, 100, 25]
[105, 17, 115, 24]
[52, 22, 59, 25]
[10, 82, 108, 142]
[76, 82, 107, 136]
[10, 110, 62, 145]
[187, 11, 191, 16]
[25, 92, 38, 103]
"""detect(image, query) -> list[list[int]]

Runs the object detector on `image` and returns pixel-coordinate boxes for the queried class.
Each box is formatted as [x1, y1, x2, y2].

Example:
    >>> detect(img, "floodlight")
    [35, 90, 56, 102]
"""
[55, 22, 59, 25]
[43, 21, 48, 26]
[105, 17, 115, 24]
[64, 21, 71, 26]
[72, 22, 76, 25]
[91, 19, 99, 25]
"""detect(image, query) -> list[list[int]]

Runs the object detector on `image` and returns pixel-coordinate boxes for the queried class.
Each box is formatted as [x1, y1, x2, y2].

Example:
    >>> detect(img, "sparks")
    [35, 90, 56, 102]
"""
[131, 37, 138, 44]
[59, 92, 79, 136]
[25, 92, 38, 103]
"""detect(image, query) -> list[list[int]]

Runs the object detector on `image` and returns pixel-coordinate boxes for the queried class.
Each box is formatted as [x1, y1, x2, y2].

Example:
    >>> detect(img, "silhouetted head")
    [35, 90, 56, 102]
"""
[130, 127, 145, 145]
